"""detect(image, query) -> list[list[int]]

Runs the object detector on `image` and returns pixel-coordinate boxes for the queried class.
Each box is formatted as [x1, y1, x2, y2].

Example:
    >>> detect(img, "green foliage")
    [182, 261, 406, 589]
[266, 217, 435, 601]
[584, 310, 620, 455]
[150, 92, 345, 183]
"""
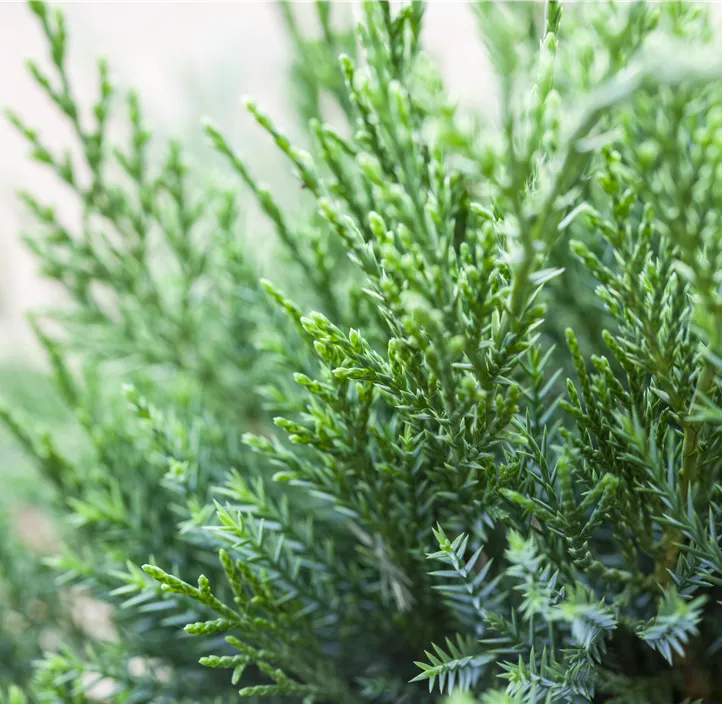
[6, 0, 722, 702]
[0, 512, 68, 692]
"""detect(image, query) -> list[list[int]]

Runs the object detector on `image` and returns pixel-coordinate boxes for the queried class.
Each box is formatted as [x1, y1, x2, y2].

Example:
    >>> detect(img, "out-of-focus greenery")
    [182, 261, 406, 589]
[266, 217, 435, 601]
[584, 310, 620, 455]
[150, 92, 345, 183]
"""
[0, 363, 72, 502]
[0, 362, 76, 692]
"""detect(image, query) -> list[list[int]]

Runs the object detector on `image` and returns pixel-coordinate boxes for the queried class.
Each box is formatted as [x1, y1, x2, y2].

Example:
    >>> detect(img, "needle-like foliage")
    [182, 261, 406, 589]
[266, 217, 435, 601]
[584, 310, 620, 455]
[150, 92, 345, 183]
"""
[5, 1, 722, 702]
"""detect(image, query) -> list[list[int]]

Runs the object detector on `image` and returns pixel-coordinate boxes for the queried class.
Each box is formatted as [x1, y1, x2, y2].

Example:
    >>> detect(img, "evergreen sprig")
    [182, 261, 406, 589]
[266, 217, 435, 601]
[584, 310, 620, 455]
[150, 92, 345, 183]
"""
[5, 1, 722, 702]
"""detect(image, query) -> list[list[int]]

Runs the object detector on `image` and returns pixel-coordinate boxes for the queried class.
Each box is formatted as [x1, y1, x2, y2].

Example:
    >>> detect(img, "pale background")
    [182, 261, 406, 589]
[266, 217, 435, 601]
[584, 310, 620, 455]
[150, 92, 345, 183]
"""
[0, 1, 490, 366]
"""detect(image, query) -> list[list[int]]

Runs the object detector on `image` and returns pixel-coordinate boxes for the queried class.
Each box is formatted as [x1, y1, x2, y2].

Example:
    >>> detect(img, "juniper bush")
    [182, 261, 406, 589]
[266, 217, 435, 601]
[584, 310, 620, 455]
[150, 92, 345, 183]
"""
[4, 1, 722, 702]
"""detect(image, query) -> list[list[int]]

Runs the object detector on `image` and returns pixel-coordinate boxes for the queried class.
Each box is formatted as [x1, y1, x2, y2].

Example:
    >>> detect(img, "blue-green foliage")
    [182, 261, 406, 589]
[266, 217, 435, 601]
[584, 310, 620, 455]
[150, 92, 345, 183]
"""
[4, 1, 722, 702]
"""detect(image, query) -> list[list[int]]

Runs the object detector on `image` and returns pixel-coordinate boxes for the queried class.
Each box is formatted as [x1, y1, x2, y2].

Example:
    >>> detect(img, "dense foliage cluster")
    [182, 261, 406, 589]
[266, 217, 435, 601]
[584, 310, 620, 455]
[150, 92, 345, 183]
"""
[4, 1, 722, 702]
